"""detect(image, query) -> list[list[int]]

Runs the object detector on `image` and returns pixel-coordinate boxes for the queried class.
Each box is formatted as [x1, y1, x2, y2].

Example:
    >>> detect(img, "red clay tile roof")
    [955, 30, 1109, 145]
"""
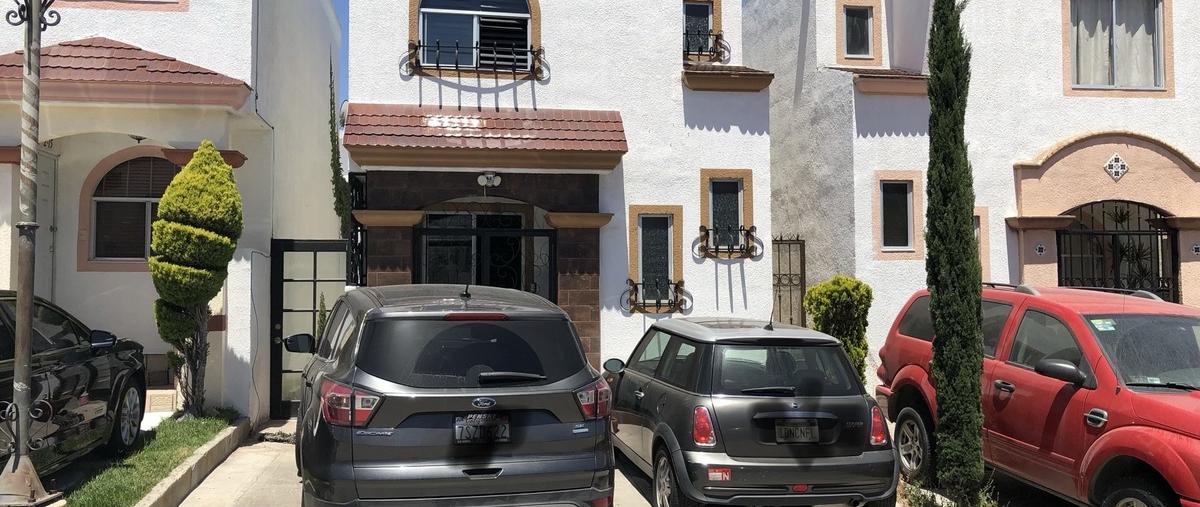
[0, 37, 246, 87]
[344, 103, 628, 153]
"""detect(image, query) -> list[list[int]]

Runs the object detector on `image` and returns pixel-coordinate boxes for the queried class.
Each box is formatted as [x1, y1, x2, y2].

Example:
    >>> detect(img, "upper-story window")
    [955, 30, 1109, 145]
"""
[91, 157, 180, 260]
[684, 1, 713, 55]
[844, 6, 873, 57]
[417, 0, 533, 71]
[836, 0, 881, 66]
[1071, 0, 1163, 89]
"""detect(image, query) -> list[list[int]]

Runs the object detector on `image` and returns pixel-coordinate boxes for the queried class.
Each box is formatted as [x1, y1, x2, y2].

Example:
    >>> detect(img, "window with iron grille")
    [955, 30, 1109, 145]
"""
[684, 2, 713, 54]
[92, 157, 180, 260]
[709, 180, 742, 248]
[419, 0, 532, 71]
[639, 215, 673, 301]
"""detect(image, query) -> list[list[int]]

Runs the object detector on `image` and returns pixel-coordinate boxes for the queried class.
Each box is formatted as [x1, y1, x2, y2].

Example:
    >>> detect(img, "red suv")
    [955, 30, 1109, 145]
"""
[876, 284, 1200, 507]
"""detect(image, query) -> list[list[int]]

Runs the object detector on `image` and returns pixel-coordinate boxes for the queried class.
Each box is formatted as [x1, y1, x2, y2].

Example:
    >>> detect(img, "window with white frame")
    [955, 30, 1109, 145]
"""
[844, 6, 873, 57]
[880, 181, 913, 250]
[91, 157, 180, 260]
[684, 1, 713, 54]
[419, 0, 532, 70]
[639, 215, 673, 301]
[1072, 0, 1163, 88]
[709, 179, 743, 248]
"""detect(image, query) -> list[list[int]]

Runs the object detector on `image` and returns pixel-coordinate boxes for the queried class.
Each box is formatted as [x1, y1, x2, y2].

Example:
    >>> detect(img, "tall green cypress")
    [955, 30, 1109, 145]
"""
[926, 0, 983, 504]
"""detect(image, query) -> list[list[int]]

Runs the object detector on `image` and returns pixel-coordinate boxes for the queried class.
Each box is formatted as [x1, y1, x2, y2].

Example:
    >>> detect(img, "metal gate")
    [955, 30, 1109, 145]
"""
[772, 236, 807, 326]
[270, 239, 348, 419]
[1057, 201, 1179, 302]
[414, 221, 557, 303]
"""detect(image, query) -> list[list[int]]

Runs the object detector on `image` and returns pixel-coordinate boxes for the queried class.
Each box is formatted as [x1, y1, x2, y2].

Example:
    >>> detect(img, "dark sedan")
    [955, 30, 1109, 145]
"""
[0, 291, 146, 474]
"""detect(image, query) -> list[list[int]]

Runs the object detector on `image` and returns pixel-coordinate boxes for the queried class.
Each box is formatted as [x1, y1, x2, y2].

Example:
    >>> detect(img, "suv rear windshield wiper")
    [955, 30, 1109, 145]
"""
[477, 371, 548, 383]
[1125, 382, 1199, 391]
[740, 386, 797, 396]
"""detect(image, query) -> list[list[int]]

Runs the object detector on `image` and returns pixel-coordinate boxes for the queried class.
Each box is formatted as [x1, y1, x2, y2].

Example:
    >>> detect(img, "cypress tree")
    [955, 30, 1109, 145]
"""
[329, 60, 351, 239]
[926, 0, 984, 504]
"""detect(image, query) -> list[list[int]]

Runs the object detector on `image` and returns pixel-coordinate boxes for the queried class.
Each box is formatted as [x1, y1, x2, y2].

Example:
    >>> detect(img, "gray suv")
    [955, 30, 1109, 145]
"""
[286, 285, 615, 507]
[604, 318, 898, 506]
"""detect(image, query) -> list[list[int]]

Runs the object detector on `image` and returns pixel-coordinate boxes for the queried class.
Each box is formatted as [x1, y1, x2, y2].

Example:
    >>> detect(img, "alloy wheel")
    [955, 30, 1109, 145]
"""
[897, 418, 923, 472]
[655, 456, 672, 507]
[120, 387, 141, 446]
[1115, 500, 1149, 507]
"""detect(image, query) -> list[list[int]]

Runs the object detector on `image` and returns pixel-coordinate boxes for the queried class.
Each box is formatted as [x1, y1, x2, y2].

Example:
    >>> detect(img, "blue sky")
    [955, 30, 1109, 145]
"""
[334, 0, 349, 105]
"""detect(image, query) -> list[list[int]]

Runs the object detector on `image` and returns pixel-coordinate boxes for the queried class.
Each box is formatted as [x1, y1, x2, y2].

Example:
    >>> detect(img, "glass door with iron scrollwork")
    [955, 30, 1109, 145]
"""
[417, 212, 556, 302]
[1057, 201, 1180, 302]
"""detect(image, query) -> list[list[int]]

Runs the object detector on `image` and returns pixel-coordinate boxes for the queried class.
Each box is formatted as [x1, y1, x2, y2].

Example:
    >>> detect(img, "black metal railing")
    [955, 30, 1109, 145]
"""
[699, 225, 758, 257]
[410, 40, 543, 74]
[347, 172, 367, 287]
[624, 278, 689, 314]
[772, 236, 806, 326]
[684, 31, 725, 61]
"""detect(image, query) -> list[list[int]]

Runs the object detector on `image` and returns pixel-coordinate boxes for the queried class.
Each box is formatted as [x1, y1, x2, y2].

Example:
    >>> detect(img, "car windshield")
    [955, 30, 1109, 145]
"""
[355, 318, 586, 388]
[1086, 314, 1200, 390]
[714, 343, 860, 397]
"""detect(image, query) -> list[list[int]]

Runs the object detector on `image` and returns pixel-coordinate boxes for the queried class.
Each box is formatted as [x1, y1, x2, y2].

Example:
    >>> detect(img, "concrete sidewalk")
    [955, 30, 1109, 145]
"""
[180, 421, 300, 507]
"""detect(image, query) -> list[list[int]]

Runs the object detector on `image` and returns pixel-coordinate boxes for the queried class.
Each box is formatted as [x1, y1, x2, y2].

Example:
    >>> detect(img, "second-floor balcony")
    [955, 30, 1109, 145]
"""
[407, 40, 544, 76]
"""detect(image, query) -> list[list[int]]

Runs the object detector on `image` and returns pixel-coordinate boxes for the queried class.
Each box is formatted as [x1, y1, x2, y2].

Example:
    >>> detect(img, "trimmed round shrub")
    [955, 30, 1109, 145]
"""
[803, 275, 874, 383]
[151, 221, 237, 270]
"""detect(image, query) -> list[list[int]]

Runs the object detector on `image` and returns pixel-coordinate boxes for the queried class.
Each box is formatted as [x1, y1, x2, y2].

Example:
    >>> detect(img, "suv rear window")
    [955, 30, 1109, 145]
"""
[715, 343, 860, 397]
[356, 319, 587, 388]
[898, 296, 934, 341]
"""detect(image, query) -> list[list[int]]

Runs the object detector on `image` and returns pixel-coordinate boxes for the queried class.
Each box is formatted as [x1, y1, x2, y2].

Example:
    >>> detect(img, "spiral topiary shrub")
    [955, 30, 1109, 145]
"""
[803, 275, 873, 383]
[150, 140, 243, 416]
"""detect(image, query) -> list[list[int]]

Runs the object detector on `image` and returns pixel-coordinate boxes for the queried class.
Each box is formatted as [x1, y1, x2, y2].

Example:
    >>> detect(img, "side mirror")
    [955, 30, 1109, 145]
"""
[1035, 358, 1087, 386]
[603, 358, 625, 374]
[89, 330, 117, 349]
[284, 333, 316, 354]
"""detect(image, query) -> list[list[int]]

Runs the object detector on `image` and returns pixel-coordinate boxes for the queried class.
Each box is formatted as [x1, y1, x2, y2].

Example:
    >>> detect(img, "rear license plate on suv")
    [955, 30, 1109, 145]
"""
[775, 419, 819, 443]
[454, 413, 510, 444]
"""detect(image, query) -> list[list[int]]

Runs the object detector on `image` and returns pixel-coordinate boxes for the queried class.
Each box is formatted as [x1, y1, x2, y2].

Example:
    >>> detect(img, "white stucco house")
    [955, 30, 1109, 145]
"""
[0, 0, 342, 424]
[342, 0, 775, 370]
[747, 0, 1200, 387]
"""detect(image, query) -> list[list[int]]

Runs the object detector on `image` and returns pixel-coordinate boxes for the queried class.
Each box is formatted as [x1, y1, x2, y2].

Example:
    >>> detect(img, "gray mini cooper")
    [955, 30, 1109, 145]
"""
[286, 285, 615, 507]
[604, 318, 898, 507]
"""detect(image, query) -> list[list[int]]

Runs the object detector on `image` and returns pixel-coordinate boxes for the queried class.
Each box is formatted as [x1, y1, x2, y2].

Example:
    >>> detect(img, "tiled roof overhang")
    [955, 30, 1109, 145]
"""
[0, 37, 250, 108]
[343, 103, 628, 171]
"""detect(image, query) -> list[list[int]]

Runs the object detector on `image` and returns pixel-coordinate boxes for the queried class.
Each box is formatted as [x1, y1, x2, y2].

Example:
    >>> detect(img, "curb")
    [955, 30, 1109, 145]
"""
[130, 417, 252, 507]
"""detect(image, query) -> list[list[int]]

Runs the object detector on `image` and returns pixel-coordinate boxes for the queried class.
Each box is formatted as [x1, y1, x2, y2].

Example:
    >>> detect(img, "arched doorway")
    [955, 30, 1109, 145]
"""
[1056, 200, 1180, 301]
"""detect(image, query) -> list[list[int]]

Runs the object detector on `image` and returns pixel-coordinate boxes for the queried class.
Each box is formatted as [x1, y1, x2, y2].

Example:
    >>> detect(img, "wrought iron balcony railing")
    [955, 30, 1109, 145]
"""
[408, 40, 544, 76]
[623, 278, 689, 314]
[347, 172, 367, 287]
[684, 31, 727, 62]
[699, 225, 758, 258]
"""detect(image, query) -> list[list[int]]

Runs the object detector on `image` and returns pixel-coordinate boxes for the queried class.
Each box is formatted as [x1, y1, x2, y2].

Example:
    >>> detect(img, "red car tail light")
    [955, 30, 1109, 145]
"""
[320, 378, 380, 428]
[790, 484, 810, 493]
[588, 496, 612, 507]
[575, 377, 612, 419]
[693, 406, 717, 447]
[870, 405, 888, 446]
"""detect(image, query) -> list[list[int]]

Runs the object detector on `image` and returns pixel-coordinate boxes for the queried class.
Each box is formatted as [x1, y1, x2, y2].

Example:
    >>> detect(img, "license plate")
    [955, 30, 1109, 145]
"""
[775, 419, 819, 443]
[454, 413, 510, 444]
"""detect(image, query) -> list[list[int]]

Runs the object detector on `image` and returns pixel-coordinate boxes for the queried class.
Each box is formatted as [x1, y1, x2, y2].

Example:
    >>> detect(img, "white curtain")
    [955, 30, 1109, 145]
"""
[1114, 0, 1158, 87]
[1074, 0, 1112, 86]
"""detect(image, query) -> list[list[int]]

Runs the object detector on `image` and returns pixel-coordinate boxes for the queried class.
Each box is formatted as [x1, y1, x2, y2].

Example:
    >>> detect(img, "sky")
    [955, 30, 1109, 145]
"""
[333, 0, 349, 106]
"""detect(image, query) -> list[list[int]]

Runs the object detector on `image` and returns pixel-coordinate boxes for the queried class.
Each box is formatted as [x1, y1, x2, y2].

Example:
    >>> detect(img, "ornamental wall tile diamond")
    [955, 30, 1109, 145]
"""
[1104, 153, 1129, 181]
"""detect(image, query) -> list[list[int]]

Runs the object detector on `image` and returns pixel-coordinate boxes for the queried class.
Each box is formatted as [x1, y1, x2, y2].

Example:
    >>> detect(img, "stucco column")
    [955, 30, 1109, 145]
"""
[1019, 229, 1059, 286]
[1178, 230, 1200, 306]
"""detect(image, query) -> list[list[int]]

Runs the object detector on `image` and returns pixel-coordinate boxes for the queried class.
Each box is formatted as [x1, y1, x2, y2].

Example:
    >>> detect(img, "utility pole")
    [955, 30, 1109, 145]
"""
[0, 1, 60, 505]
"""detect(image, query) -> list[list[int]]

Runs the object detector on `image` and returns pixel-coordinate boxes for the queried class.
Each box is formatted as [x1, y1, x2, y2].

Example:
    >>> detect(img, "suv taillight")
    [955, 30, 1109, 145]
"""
[693, 406, 717, 447]
[320, 378, 380, 428]
[575, 377, 612, 419]
[869, 405, 888, 446]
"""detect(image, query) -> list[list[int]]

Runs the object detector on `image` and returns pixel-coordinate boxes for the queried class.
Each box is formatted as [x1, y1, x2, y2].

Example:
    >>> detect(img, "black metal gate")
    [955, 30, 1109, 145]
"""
[772, 236, 807, 326]
[270, 239, 348, 419]
[414, 225, 557, 303]
[1057, 201, 1179, 302]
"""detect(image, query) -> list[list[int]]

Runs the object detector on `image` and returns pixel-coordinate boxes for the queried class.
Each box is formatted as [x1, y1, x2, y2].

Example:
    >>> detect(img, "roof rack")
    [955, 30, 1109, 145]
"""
[1070, 287, 1164, 301]
[982, 282, 1040, 295]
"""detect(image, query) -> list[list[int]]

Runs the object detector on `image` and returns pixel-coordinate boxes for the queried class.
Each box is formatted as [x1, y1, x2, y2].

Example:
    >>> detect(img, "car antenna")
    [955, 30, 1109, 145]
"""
[460, 284, 472, 300]
[764, 321, 774, 331]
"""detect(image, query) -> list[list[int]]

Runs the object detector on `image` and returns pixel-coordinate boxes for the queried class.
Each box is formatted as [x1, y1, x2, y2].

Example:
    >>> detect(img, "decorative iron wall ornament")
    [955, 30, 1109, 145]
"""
[1103, 153, 1129, 181]
[683, 31, 730, 62]
[622, 278, 689, 314]
[698, 225, 759, 258]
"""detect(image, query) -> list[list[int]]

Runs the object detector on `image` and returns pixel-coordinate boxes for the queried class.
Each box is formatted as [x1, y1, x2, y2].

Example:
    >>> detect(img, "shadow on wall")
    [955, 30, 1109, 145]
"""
[854, 92, 929, 138]
[683, 88, 770, 135]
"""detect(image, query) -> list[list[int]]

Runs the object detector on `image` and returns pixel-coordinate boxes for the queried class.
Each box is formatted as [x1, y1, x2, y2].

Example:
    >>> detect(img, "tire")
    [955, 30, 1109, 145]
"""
[895, 406, 933, 483]
[866, 494, 897, 507]
[653, 449, 701, 507]
[104, 382, 144, 455]
[1100, 477, 1178, 507]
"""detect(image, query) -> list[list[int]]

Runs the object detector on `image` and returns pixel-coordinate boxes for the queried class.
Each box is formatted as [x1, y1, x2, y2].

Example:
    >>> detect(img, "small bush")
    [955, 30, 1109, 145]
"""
[804, 275, 873, 383]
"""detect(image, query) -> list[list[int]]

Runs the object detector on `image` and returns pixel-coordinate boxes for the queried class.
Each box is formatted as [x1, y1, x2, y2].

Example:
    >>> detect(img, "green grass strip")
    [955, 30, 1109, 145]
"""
[66, 411, 236, 507]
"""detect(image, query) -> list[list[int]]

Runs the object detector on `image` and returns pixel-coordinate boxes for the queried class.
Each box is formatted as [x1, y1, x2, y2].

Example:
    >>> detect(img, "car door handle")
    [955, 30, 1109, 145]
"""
[633, 390, 645, 399]
[462, 468, 503, 480]
[993, 380, 1016, 393]
[1085, 408, 1108, 428]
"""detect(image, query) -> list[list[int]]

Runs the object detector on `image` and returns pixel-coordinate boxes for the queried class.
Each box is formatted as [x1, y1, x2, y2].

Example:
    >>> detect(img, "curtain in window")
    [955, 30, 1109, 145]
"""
[1114, 0, 1157, 87]
[1074, 0, 1112, 86]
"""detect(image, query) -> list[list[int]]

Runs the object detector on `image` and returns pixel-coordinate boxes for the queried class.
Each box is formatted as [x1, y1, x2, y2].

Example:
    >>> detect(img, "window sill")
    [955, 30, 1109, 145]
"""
[1064, 85, 1173, 99]
[682, 63, 774, 92]
[78, 258, 149, 273]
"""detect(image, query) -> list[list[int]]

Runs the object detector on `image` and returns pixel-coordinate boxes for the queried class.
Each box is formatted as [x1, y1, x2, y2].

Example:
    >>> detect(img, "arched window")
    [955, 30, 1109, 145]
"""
[416, 0, 534, 71]
[91, 157, 180, 260]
